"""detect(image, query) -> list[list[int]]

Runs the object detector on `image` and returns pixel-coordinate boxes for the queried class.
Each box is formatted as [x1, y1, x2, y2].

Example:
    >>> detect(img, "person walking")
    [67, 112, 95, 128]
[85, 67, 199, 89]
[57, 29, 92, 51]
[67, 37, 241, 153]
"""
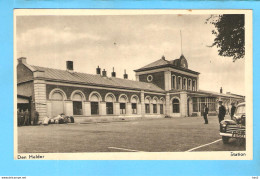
[203, 104, 209, 124]
[230, 103, 236, 119]
[218, 100, 226, 123]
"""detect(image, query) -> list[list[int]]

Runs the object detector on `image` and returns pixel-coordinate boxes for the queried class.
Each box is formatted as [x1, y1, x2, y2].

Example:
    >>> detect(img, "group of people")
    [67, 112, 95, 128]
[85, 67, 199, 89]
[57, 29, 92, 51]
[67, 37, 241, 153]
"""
[17, 108, 39, 126]
[202, 100, 236, 124]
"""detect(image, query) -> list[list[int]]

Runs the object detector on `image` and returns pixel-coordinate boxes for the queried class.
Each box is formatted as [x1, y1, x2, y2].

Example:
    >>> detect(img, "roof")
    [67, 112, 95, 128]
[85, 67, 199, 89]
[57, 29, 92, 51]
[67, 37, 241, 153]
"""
[30, 65, 165, 93]
[134, 55, 199, 75]
[196, 89, 244, 99]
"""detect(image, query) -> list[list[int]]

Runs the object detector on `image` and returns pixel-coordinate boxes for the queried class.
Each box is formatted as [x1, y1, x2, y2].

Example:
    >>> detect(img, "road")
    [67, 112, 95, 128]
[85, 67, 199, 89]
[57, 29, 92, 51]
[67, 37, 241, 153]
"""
[18, 116, 245, 153]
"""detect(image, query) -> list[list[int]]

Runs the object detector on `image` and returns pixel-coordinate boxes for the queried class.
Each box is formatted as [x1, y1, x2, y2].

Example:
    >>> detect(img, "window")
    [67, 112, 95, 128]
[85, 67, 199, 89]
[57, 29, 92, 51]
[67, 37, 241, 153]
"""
[91, 102, 99, 115]
[208, 98, 216, 111]
[172, 99, 179, 113]
[172, 99, 180, 113]
[106, 102, 113, 114]
[172, 75, 176, 89]
[183, 78, 186, 90]
[160, 104, 163, 114]
[178, 77, 182, 90]
[192, 80, 196, 91]
[120, 103, 126, 114]
[193, 97, 198, 112]
[72, 93, 83, 115]
[90, 92, 101, 115]
[153, 104, 157, 114]
[132, 103, 137, 114]
[147, 75, 153, 82]
[73, 101, 82, 115]
[145, 104, 150, 114]
[188, 79, 191, 90]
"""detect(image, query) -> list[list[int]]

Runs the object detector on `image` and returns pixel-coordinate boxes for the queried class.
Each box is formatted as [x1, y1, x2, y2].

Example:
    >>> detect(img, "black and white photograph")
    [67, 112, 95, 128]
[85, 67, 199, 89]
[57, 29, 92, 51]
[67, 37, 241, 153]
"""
[14, 10, 252, 160]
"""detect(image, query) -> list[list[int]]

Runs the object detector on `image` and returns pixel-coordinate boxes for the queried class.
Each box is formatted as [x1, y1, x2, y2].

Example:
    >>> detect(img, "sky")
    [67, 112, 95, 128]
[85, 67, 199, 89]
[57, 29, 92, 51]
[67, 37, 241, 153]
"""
[16, 14, 245, 95]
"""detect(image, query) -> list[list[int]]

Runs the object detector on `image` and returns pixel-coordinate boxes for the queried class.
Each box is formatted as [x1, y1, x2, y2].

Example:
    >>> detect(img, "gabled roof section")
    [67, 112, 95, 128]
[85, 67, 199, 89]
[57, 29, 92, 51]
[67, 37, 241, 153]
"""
[137, 56, 169, 70]
[31, 65, 165, 93]
[134, 55, 199, 75]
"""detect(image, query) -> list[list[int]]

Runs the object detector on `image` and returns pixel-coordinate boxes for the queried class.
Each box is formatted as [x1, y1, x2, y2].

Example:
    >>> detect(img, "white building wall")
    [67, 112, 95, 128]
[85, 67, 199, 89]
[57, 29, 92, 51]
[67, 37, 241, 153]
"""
[33, 80, 47, 123]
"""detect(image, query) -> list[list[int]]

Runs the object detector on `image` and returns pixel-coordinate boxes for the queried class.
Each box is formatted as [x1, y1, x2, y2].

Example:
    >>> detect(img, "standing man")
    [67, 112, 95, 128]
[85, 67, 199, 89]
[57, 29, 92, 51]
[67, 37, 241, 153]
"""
[230, 102, 236, 119]
[24, 109, 29, 126]
[218, 100, 226, 123]
[203, 104, 209, 124]
[17, 108, 21, 126]
[20, 109, 25, 126]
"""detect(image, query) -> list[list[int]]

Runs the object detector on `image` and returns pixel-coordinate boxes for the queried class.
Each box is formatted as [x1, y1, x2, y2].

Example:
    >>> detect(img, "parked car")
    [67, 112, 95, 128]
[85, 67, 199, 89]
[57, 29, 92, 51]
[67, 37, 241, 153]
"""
[219, 102, 245, 144]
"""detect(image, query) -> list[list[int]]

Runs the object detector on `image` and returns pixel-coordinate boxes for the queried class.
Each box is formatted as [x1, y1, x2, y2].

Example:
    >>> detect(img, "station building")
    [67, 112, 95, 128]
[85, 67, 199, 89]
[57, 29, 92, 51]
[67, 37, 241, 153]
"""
[17, 55, 245, 123]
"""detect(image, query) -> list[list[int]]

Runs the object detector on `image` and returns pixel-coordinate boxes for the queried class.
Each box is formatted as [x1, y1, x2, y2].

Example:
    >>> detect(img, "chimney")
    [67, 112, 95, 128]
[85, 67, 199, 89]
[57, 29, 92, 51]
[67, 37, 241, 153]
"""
[123, 69, 128, 79]
[66, 61, 73, 71]
[96, 66, 101, 75]
[220, 87, 223, 93]
[102, 69, 107, 77]
[18, 57, 27, 64]
[111, 67, 116, 77]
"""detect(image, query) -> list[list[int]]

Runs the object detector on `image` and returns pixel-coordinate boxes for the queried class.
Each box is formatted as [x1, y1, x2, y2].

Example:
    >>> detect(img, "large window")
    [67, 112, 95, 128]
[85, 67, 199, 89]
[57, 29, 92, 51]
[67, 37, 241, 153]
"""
[105, 93, 115, 115]
[178, 77, 182, 90]
[119, 95, 128, 115]
[132, 103, 137, 114]
[106, 102, 113, 114]
[72, 93, 83, 115]
[208, 98, 216, 111]
[89, 92, 101, 115]
[120, 103, 126, 114]
[172, 75, 176, 89]
[145, 104, 150, 114]
[153, 104, 157, 114]
[91, 102, 99, 115]
[183, 78, 187, 90]
[172, 99, 180, 113]
[192, 97, 216, 112]
[192, 80, 196, 91]
[188, 79, 192, 90]
[160, 104, 163, 114]
[193, 97, 198, 112]
[73, 101, 82, 115]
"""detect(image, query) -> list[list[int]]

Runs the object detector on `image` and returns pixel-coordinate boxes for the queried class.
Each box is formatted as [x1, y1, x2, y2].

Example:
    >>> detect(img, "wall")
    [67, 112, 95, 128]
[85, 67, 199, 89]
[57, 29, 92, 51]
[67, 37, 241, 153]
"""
[46, 84, 141, 102]
[17, 63, 33, 83]
[17, 81, 34, 97]
[139, 71, 165, 90]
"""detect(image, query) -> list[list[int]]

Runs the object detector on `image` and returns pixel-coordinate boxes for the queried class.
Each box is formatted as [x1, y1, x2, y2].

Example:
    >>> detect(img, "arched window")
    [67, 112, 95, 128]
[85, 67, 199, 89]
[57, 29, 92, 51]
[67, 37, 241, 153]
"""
[172, 75, 176, 89]
[152, 97, 158, 114]
[178, 77, 182, 90]
[183, 78, 187, 90]
[119, 94, 128, 114]
[131, 95, 139, 114]
[192, 80, 196, 91]
[172, 98, 180, 113]
[105, 93, 116, 115]
[89, 92, 101, 115]
[72, 92, 83, 115]
[188, 79, 192, 90]
[145, 97, 151, 114]
[50, 89, 66, 117]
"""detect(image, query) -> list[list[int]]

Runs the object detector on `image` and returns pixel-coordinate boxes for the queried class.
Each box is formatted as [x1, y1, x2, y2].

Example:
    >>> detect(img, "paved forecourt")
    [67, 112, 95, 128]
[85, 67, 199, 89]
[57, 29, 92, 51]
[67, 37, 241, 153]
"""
[18, 116, 245, 153]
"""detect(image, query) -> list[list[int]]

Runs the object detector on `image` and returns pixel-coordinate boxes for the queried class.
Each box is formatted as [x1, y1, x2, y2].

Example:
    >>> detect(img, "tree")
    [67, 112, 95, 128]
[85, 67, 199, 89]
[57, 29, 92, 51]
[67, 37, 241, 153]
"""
[206, 14, 245, 62]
